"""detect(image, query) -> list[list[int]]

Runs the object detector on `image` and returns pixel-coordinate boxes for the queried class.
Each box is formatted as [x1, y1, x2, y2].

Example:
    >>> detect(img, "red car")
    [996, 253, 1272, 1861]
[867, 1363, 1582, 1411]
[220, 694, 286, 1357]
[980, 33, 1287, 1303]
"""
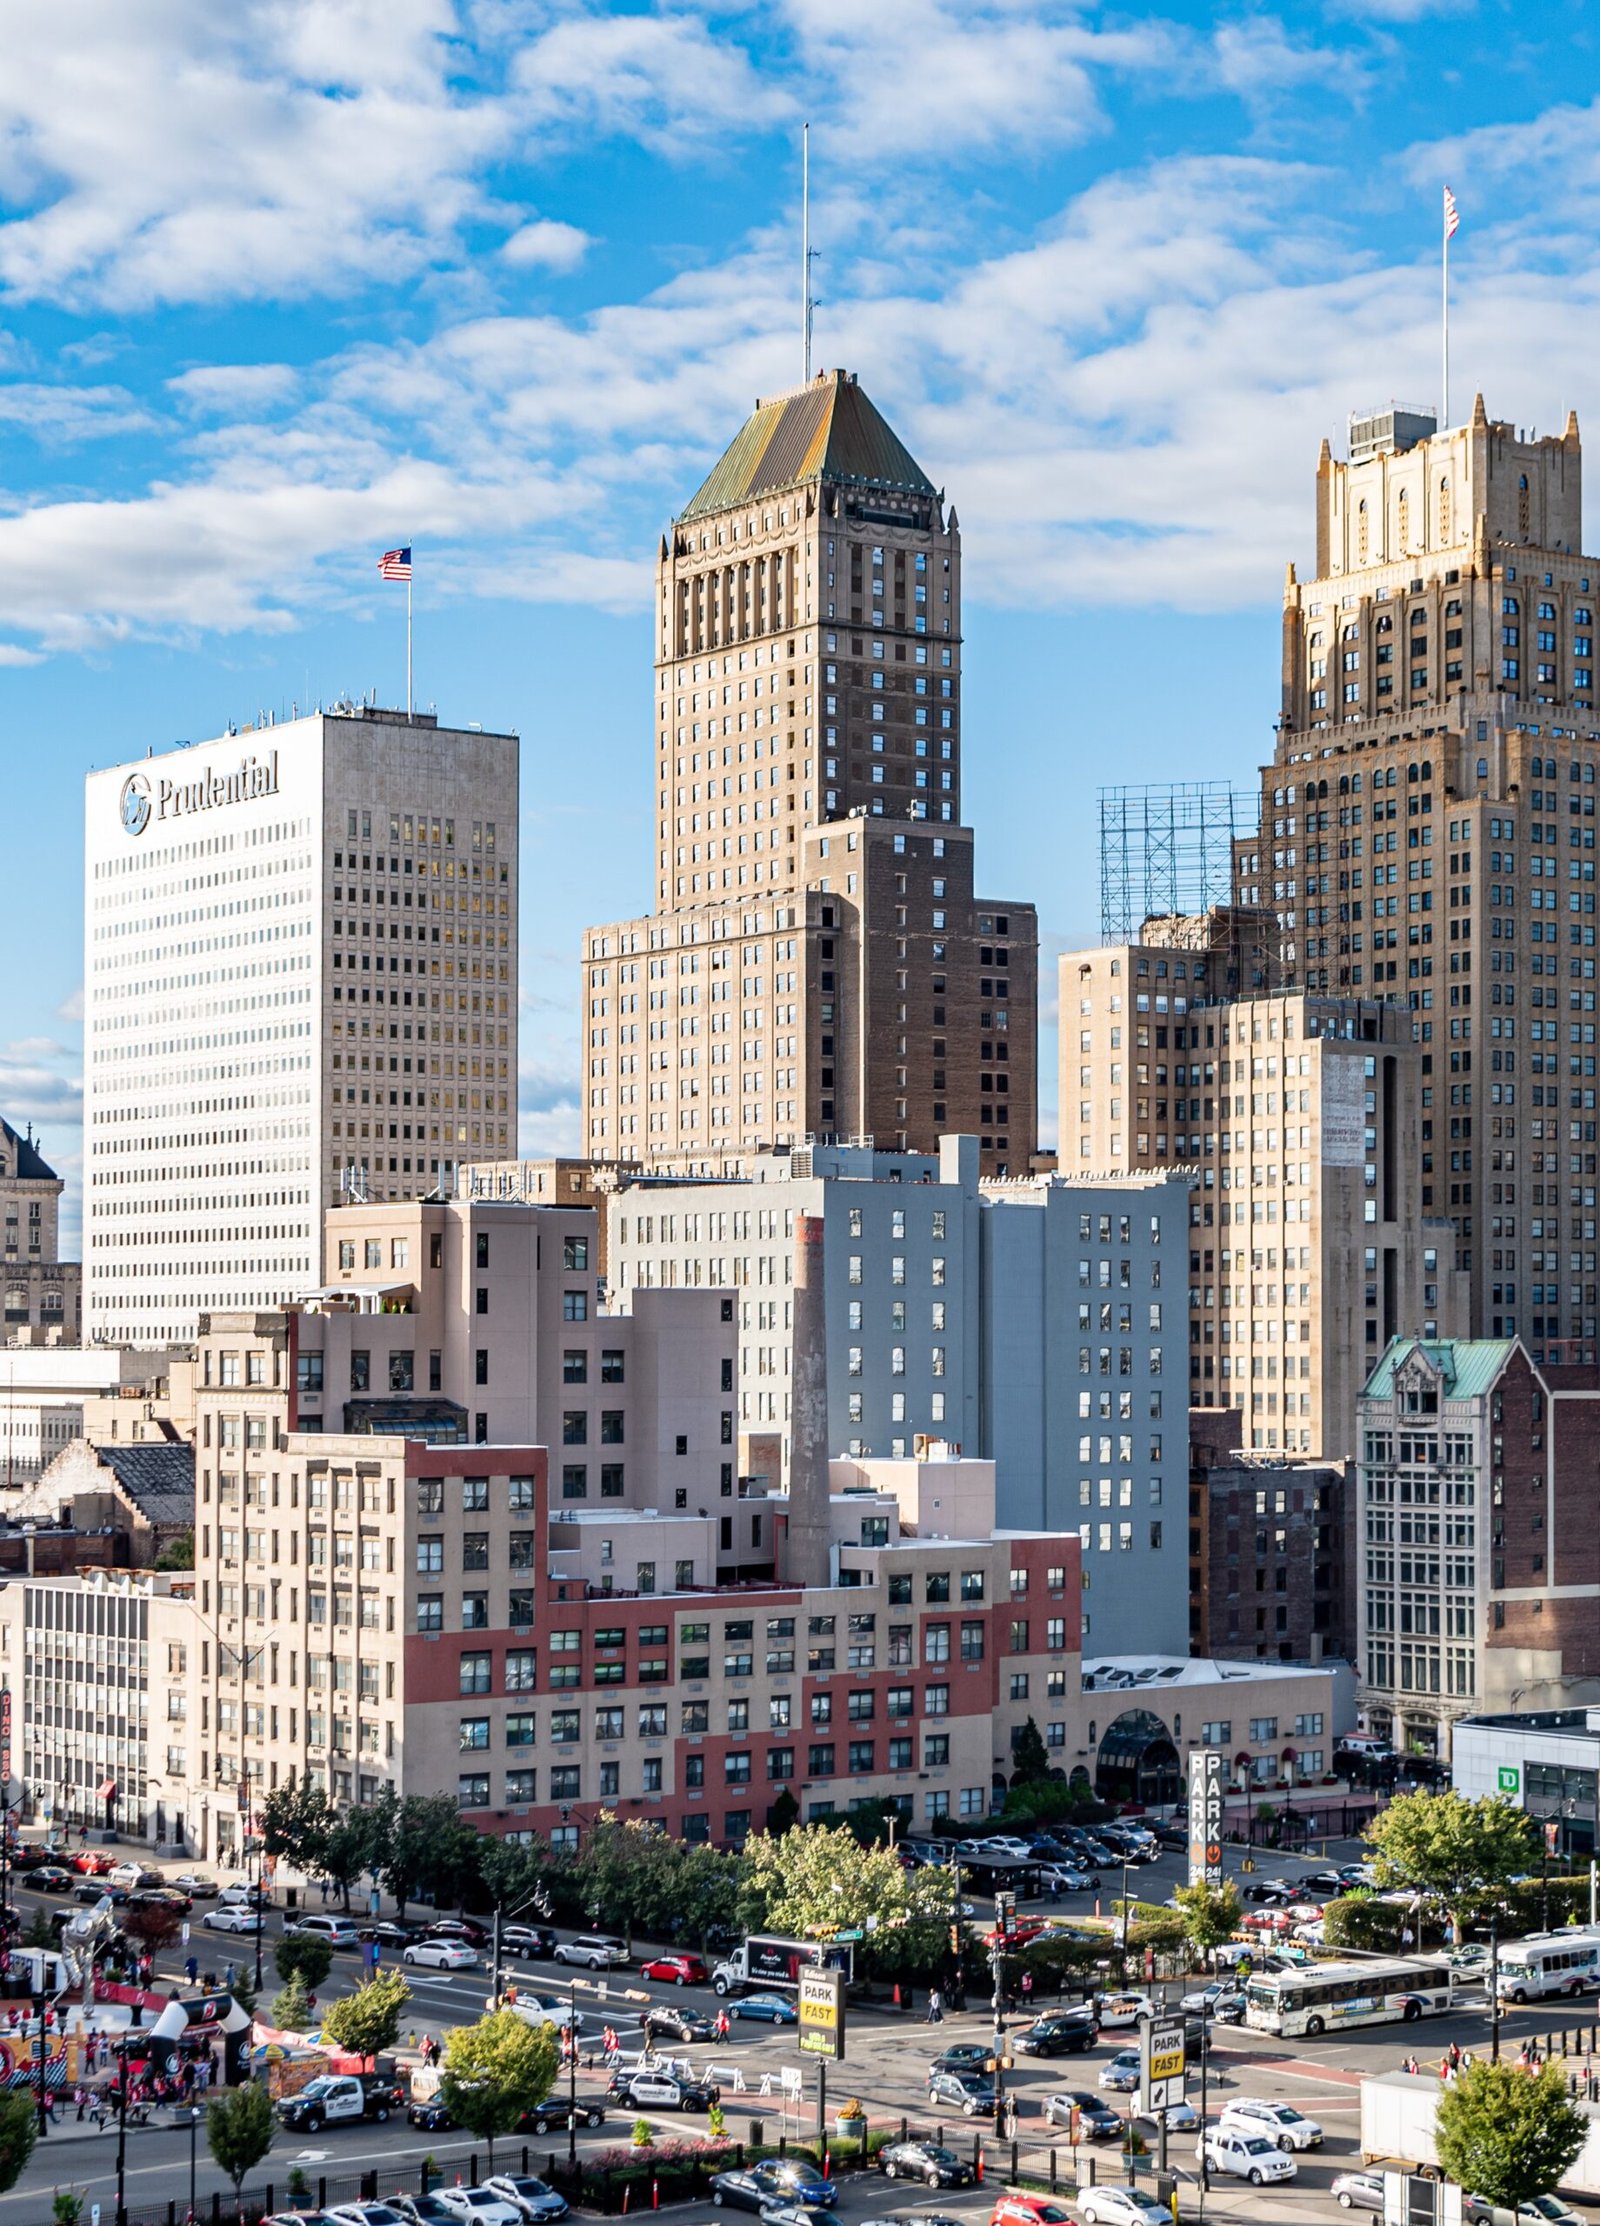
[70, 1850, 115, 1876]
[992, 2198, 1076, 2226]
[638, 1954, 707, 1987]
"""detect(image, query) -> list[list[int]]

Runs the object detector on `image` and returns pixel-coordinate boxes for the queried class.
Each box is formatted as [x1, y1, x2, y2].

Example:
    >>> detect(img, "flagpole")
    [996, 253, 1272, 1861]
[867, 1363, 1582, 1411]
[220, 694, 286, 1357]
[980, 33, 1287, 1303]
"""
[406, 565, 413, 719]
[1442, 198, 1450, 431]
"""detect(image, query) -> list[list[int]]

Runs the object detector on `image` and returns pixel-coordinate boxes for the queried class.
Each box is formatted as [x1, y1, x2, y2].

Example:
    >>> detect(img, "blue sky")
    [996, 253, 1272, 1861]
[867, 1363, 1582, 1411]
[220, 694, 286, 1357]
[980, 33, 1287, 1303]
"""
[3, 0, 1599, 1245]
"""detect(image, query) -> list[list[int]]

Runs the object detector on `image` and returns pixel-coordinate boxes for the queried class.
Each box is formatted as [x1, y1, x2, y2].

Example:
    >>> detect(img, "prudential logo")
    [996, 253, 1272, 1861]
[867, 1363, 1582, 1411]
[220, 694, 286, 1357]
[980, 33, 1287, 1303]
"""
[119, 772, 152, 838]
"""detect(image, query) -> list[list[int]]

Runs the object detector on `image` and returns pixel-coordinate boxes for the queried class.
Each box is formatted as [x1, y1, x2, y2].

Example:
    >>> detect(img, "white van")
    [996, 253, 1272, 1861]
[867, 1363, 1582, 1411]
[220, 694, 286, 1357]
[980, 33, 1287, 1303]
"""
[1495, 1929, 1600, 2003]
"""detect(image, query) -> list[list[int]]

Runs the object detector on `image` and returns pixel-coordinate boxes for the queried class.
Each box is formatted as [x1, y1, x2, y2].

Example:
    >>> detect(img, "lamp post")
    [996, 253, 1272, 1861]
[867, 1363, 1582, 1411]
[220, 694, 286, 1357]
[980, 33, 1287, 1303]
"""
[252, 1831, 265, 1994]
[115, 2054, 131, 2226]
[31, 1993, 47, 2143]
[187, 2100, 201, 2225]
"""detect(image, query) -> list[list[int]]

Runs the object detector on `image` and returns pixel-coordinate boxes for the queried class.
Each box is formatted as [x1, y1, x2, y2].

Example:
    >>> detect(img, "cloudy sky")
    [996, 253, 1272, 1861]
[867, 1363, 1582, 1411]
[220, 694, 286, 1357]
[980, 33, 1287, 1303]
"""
[2, 0, 1596, 1242]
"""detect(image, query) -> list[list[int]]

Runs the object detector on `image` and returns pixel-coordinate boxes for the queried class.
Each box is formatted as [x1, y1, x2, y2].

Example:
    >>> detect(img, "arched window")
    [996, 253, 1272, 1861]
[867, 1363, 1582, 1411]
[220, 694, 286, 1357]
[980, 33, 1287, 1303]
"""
[1478, 757, 1489, 780]
[1438, 475, 1451, 543]
[1357, 499, 1369, 564]
[1397, 488, 1409, 552]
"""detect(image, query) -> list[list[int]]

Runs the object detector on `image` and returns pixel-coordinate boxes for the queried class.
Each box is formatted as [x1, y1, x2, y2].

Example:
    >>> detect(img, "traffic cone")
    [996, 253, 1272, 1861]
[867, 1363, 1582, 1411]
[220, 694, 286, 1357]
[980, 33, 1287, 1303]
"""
[893, 1985, 902, 2011]
[976, 2148, 984, 2182]
[652, 2181, 659, 2210]
[623, 2188, 631, 2214]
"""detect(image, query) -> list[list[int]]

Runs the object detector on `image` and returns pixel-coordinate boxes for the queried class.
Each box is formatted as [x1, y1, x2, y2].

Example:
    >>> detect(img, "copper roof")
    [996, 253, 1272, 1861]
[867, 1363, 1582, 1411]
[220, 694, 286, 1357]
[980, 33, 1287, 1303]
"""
[679, 370, 936, 523]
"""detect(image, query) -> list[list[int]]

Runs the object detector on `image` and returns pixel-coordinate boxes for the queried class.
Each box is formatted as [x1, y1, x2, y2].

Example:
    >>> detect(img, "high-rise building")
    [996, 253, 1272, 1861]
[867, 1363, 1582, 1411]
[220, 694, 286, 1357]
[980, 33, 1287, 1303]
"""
[1246, 395, 1600, 1362]
[580, 368, 1038, 1177]
[83, 709, 518, 1346]
[1060, 916, 1465, 1457]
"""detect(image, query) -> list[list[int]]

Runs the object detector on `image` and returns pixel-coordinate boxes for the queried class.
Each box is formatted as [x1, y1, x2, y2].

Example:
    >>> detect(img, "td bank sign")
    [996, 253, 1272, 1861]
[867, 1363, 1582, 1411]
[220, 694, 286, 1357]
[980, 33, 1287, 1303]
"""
[119, 748, 279, 838]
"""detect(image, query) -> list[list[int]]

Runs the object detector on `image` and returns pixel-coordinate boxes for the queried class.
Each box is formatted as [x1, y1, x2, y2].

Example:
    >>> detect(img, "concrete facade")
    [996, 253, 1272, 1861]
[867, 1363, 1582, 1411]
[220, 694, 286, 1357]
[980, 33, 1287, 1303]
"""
[580, 369, 1037, 1179]
[84, 708, 518, 1346]
[1062, 932, 1465, 1459]
[0, 1117, 80, 1346]
[1452, 1707, 1600, 1859]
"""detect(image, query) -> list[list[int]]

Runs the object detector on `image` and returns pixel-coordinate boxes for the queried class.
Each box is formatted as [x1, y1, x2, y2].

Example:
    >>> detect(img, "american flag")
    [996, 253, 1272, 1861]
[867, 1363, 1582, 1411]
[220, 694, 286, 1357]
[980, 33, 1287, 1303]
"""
[1443, 186, 1460, 240]
[378, 546, 412, 581]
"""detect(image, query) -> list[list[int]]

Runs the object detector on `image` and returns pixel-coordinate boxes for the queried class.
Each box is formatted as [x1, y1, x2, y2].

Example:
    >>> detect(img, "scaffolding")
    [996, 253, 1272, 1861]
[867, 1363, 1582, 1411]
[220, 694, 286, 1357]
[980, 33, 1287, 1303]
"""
[1099, 782, 1259, 944]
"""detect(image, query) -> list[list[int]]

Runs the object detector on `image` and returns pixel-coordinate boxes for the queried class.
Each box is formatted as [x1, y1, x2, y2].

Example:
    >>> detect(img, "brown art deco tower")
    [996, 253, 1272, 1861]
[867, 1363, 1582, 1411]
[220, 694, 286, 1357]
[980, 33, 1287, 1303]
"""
[581, 369, 1038, 1175]
[1244, 395, 1600, 1360]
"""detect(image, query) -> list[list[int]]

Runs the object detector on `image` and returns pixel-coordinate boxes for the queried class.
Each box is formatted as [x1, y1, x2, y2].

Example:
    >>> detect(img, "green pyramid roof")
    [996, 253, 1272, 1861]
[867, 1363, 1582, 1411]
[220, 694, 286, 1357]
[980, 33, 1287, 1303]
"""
[680, 370, 936, 523]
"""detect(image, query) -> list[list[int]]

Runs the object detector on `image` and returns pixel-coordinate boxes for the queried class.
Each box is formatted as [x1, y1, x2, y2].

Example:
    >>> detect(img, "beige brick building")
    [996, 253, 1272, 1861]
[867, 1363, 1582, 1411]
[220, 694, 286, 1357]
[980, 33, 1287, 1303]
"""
[1248, 396, 1600, 1363]
[581, 369, 1037, 1179]
[1062, 917, 1465, 1456]
[0, 1117, 80, 1345]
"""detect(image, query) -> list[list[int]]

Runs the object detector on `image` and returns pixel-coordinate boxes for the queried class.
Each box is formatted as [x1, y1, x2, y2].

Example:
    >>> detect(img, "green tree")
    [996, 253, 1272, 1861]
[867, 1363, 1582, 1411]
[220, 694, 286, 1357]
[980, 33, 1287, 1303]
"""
[767, 1788, 800, 1837]
[271, 1971, 314, 2031]
[322, 1810, 378, 1911]
[0, 2089, 38, 2193]
[154, 1531, 194, 1571]
[1365, 1791, 1536, 1921]
[1172, 1880, 1242, 1966]
[740, 1823, 951, 1982]
[1321, 1895, 1407, 1956]
[382, 1793, 483, 1916]
[574, 1815, 686, 1948]
[273, 1933, 334, 1992]
[122, 1902, 183, 1959]
[261, 1778, 336, 1876]
[1436, 2060, 1586, 2209]
[318, 1971, 411, 2064]
[1009, 1717, 1053, 1788]
[22, 1908, 52, 1950]
[206, 2080, 275, 2201]
[438, 2010, 558, 2171]
[478, 1836, 556, 1926]
[676, 1842, 745, 1949]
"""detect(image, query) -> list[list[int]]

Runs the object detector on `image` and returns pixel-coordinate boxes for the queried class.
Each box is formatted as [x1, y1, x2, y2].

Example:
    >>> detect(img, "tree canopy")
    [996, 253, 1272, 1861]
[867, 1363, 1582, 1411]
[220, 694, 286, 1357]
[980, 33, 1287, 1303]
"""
[1365, 1790, 1537, 1917]
[206, 2081, 275, 2198]
[439, 2010, 558, 2168]
[1171, 1880, 1241, 1963]
[740, 1823, 951, 1979]
[318, 1972, 410, 2064]
[0, 2091, 37, 2194]
[1436, 2060, 1587, 2208]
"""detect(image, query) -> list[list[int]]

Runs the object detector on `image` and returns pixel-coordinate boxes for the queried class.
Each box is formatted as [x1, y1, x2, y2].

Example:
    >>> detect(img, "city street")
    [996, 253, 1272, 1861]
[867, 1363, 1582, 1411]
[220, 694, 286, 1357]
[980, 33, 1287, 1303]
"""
[1, 1835, 1597, 2220]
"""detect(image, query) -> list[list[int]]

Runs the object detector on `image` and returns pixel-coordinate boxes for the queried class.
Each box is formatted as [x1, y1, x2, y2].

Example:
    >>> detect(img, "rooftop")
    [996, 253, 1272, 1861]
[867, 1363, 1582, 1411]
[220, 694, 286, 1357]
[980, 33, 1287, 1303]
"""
[0, 1117, 59, 1185]
[1363, 1336, 1517, 1404]
[1082, 1653, 1334, 1690]
[679, 370, 936, 524]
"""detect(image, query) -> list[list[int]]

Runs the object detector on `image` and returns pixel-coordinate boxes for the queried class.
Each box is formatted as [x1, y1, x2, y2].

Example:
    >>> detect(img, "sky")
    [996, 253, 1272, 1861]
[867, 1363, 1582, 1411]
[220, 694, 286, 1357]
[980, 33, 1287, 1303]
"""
[4, 0, 1600, 1247]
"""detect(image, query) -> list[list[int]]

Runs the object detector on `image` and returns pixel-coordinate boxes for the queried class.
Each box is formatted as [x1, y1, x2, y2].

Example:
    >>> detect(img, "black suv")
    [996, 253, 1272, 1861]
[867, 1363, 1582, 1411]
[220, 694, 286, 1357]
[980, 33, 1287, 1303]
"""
[1013, 2011, 1097, 2057]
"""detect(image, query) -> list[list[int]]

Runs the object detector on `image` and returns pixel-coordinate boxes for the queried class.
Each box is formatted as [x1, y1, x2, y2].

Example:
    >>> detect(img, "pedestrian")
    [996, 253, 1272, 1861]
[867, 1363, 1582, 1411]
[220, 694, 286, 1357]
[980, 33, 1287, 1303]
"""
[185, 1954, 198, 1986]
[73, 2084, 85, 2121]
[224, 1961, 236, 1991]
[1021, 1970, 1034, 2008]
[1439, 2055, 1451, 2083]
[926, 1987, 944, 2025]
[89, 2091, 105, 2131]
[1449, 2041, 1462, 2072]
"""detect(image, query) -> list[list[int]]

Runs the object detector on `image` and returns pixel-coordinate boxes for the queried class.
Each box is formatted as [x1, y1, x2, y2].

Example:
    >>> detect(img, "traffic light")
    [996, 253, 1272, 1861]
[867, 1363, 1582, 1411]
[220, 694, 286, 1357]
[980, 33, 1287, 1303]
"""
[949, 1924, 963, 1956]
[995, 1890, 1016, 1943]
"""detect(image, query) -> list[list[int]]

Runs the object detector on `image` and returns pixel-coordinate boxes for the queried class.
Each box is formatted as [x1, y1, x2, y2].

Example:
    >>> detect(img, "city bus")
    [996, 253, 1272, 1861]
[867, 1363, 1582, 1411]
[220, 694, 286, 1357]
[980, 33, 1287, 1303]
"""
[1494, 1929, 1600, 2003]
[1244, 1956, 1461, 2038]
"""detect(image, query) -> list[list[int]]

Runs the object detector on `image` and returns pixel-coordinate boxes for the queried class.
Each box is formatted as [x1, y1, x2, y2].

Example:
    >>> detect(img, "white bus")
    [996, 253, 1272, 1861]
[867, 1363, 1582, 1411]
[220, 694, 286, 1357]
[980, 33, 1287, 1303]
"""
[1244, 1956, 1460, 2038]
[1495, 1929, 1600, 2004]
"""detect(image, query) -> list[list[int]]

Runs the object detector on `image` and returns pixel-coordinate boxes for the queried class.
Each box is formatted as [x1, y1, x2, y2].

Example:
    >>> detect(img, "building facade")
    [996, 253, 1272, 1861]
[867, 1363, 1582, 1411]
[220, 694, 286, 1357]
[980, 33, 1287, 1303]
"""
[83, 708, 518, 1346]
[580, 368, 1037, 1179]
[1246, 397, 1600, 1365]
[1062, 929, 1462, 1458]
[1358, 1335, 1600, 1758]
[1189, 1451, 1355, 1665]
[0, 1118, 81, 1346]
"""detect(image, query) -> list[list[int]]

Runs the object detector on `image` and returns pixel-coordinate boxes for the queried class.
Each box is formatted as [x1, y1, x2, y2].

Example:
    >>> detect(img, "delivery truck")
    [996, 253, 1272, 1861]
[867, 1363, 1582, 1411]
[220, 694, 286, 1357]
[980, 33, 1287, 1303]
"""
[1362, 2069, 1600, 2198]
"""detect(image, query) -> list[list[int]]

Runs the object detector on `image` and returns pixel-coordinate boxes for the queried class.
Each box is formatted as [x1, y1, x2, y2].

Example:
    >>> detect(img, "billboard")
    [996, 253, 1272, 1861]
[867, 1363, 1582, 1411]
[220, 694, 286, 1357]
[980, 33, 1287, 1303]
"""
[1188, 1750, 1224, 1887]
[797, 1967, 846, 2060]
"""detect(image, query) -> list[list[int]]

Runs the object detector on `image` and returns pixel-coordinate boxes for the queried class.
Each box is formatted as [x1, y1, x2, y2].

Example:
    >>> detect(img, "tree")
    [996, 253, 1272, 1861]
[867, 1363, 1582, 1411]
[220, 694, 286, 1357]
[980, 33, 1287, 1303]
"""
[1172, 1880, 1242, 1966]
[322, 1810, 378, 1911]
[438, 2010, 558, 2171]
[0, 2089, 38, 2193]
[382, 1793, 483, 1916]
[1365, 1791, 1537, 1921]
[273, 1933, 334, 1992]
[206, 2080, 275, 2201]
[1009, 1717, 1053, 1788]
[261, 1778, 335, 1876]
[271, 1970, 314, 2031]
[318, 1972, 410, 2065]
[122, 1903, 183, 1959]
[767, 1789, 800, 1837]
[676, 1842, 744, 1949]
[154, 1531, 194, 1571]
[740, 1823, 952, 1982]
[478, 1836, 555, 1926]
[22, 1908, 53, 1950]
[574, 1815, 686, 1948]
[1436, 2060, 1586, 2209]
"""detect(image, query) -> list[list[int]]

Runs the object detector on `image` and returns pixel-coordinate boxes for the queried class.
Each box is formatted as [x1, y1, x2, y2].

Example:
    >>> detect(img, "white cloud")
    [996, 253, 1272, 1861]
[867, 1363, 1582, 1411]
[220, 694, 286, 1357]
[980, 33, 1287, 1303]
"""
[168, 364, 301, 412]
[501, 219, 592, 271]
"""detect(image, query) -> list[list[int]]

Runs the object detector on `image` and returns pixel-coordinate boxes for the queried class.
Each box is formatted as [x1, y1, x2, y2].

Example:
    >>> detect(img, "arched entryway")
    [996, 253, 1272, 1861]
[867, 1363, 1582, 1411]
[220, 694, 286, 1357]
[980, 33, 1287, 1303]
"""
[1094, 1708, 1181, 1806]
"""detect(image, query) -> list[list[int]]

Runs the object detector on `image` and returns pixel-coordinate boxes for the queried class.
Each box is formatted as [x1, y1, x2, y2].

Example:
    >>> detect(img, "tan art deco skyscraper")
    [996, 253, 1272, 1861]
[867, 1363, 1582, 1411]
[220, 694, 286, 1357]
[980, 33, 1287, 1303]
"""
[1245, 396, 1600, 1360]
[581, 369, 1037, 1175]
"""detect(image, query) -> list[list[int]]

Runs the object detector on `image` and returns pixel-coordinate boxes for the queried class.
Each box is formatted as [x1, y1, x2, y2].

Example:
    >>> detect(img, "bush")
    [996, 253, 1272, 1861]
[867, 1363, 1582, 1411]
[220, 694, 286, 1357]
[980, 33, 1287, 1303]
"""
[1321, 1896, 1407, 1955]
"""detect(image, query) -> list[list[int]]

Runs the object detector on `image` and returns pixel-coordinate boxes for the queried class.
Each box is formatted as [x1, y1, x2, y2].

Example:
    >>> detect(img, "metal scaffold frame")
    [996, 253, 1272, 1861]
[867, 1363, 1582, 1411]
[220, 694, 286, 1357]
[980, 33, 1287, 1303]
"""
[1099, 782, 1259, 944]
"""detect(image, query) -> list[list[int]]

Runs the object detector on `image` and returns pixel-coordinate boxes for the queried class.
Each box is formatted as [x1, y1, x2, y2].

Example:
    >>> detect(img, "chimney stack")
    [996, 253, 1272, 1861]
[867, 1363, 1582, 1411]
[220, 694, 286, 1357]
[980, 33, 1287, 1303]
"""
[785, 1213, 832, 1587]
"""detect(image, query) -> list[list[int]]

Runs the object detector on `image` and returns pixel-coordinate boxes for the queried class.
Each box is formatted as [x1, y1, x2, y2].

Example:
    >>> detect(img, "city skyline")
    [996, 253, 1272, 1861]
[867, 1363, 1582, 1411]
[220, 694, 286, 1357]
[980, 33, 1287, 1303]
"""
[7, 4, 1600, 1245]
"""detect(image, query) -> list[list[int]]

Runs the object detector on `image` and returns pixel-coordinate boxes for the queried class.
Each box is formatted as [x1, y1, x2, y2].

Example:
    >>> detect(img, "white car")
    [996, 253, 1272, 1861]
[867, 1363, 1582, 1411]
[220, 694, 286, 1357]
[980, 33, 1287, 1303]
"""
[110, 1861, 160, 1889]
[1221, 2100, 1323, 2151]
[403, 1938, 479, 1970]
[1078, 2192, 1174, 2226]
[432, 2196, 523, 2226]
[1094, 1991, 1156, 2028]
[552, 1934, 628, 1968]
[974, 1836, 1033, 1857]
[509, 1996, 590, 2034]
[171, 1873, 220, 1898]
[1198, 2129, 1298, 2185]
[202, 1905, 262, 1934]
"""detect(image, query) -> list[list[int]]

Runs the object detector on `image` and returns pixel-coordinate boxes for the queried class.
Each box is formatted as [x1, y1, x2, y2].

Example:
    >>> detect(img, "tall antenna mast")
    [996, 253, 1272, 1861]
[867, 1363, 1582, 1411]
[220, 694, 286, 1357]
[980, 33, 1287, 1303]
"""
[802, 121, 813, 384]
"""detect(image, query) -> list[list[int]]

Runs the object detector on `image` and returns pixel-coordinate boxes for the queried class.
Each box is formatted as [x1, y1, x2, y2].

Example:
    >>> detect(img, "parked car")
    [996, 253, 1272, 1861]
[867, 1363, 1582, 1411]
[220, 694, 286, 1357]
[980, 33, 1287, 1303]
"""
[425, 1918, 490, 1948]
[500, 1924, 557, 1960]
[1332, 2173, 1387, 2214]
[403, 1939, 478, 1970]
[711, 2162, 836, 2212]
[552, 1933, 628, 1969]
[1014, 2011, 1096, 2057]
[431, 2194, 522, 2226]
[987, 2198, 1076, 2226]
[1197, 2129, 1297, 2185]
[926, 2069, 996, 2116]
[70, 1850, 117, 1876]
[928, 2045, 993, 2078]
[1465, 2201, 1582, 2226]
[611, 2070, 717, 2112]
[1076, 2193, 1174, 2226]
[218, 1881, 272, 1910]
[1220, 2099, 1323, 2151]
[74, 1880, 129, 1906]
[1240, 1879, 1297, 1905]
[878, 2140, 974, 2188]
[282, 1913, 360, 1947]
[408, 2097, 455, 2131]
[327, 2208, 410, 2226]
[203, 1904, 262, 1934]
[1038, 1865, 1101, 1893]
[1041, 2092, 1121, 2139]
[393, 2201, 463, 2226]
[32, 1866, 74, 1893]
[640, 2004, 714, 2045]
[109, 1862, 161, 1889]
[639, 1953, 708, 1986]
[358, 1921, 423, 1952]
[129, 1886, 192, 1916]
[171, 1872, 219, 1897]
[732, 1993, 796, 2024]
[482, 2176, 569, 2223]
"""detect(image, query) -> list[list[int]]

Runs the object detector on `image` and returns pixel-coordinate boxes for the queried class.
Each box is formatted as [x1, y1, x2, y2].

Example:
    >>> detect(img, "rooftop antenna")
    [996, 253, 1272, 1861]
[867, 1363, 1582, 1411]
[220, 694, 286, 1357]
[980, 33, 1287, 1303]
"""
[802, 121, 813, 384]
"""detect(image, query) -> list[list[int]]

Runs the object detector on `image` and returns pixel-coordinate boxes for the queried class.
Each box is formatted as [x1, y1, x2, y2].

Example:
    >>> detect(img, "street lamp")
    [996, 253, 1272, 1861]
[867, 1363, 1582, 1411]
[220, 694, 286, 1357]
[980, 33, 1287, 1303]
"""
[186, 2100, 202, 2225]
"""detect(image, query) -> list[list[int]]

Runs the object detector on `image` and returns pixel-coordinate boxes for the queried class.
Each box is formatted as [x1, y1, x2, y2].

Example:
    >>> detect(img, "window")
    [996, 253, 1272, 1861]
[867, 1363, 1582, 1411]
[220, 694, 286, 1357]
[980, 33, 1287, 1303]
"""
[505, 1650, 536, 1691]
[960, 1570, 985, 1601]
[459, 1653, 491, 1695]
[925, 1624, 950, 1663]
[506, 1769, 537, 1803]
[563, 1411, 588, 1444]
[459, 1718, 490, 1751]
[925, 1683, 950, 1716]
[550, 1766, 581, 1801]
[1201, 1720, 1231, 1746]
[563, 1291, 588, 1321]
[1248, 1716, 1278, 1743]
[959, 1620, 985, 1662]
[462, 1533, 489, 1570]
[563, 1350, 588, 1384]
[809, 1743, 836, 1775]
[724, 1752, 752, 1785]
[416, 1539, 443, 1575]
[458, 1774, 490, 1809]
[848, 1740, 875, 1774]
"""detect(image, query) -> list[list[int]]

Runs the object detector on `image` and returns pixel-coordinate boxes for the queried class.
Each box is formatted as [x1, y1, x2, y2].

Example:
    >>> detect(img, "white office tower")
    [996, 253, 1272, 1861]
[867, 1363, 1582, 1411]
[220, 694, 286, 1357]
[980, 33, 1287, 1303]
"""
[84, 709, 519, 1344]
